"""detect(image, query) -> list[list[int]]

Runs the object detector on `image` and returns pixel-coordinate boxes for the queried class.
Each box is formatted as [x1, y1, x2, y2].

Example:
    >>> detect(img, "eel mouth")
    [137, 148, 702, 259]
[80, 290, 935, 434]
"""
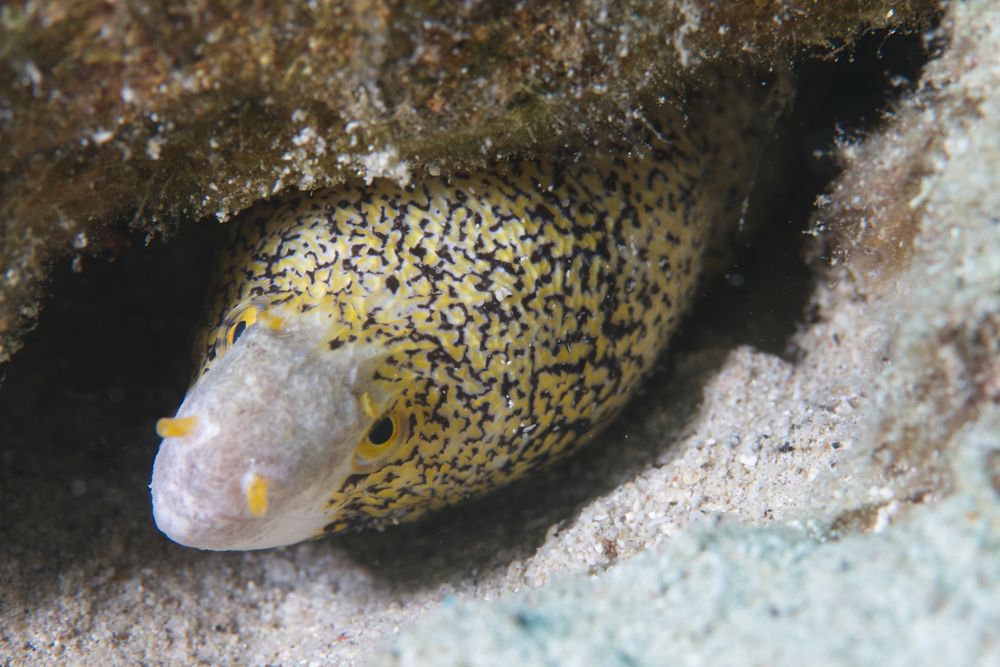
[155, 416, 198, 438]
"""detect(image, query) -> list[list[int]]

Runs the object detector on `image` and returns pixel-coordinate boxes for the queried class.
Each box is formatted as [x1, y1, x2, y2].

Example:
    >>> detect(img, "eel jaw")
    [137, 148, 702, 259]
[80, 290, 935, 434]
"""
[151, 321, 368, 550]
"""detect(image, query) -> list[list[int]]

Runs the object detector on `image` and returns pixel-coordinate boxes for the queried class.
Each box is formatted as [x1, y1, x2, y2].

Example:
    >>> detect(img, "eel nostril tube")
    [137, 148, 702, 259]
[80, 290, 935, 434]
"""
[155, 415, 199, 438]
[244, 473, 270, 518]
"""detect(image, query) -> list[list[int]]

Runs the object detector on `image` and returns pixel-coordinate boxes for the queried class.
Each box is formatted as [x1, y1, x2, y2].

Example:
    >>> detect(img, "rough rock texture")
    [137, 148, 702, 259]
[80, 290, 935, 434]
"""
[3, 2, 998, 666]
[0, 0, 937, 361]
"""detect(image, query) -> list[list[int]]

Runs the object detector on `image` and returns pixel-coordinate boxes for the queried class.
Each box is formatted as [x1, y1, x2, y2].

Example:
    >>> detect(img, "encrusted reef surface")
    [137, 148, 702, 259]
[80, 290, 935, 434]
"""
[0, 0, 934, 360]
[3, 1, 1000, 665]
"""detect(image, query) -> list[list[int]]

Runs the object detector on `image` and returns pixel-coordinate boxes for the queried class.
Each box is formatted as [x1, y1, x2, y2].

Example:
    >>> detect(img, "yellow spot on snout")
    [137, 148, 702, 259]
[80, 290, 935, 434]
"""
[155, 416, 199, 438]
[360, 392, 377, 419]
[260, 311, 284, 330]
[246, 474, 269, 517]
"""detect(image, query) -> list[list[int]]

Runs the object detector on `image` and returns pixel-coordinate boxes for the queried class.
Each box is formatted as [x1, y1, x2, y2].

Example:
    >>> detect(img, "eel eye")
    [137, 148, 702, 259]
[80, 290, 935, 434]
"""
[226, 306, 259, 347]
[231, 320, 247, 344]
[367, 416, 395, 446]
[352, 413, 408, 473]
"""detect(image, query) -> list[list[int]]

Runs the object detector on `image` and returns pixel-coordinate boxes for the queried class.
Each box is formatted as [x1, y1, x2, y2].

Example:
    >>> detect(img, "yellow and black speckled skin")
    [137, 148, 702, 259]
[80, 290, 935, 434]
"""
[194, 90, 758, 535]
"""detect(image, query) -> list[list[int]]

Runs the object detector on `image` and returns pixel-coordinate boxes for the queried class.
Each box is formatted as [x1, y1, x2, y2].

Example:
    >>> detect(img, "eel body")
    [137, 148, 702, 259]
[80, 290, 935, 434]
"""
[151, 84, 760, 550]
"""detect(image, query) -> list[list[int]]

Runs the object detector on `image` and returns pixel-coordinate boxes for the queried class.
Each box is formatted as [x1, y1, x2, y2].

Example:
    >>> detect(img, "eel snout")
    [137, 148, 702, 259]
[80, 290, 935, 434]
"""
[150, 324, 365, 550]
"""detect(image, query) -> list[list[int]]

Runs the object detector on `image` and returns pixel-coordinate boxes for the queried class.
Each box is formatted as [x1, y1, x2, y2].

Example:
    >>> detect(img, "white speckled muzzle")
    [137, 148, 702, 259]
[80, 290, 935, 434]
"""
[151, 321, 368, 550]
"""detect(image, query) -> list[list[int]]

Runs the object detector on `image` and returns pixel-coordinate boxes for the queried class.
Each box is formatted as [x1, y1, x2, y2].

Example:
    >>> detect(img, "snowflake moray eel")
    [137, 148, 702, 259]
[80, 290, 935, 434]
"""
[151, 79, 762, 550]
